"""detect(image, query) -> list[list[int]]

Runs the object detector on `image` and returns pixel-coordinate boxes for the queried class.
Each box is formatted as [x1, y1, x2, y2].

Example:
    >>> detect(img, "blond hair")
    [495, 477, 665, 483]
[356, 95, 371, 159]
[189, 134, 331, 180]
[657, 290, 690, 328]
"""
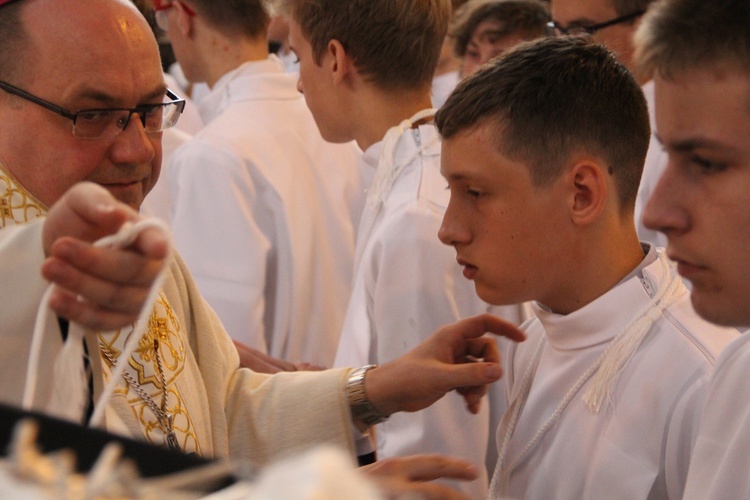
[634, 0, 750, 80]
[281, 0, 451, 91]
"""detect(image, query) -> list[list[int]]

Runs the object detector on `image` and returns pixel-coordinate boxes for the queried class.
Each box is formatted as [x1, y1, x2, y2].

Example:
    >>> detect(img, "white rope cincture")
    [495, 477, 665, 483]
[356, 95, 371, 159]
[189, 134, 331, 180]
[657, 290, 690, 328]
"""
[489, 251, 682, 497]
[581, 252, 682, 413]
[353, 108, 440, 275]
[23, 218, 173, 429]
[365, 108, 438, 210]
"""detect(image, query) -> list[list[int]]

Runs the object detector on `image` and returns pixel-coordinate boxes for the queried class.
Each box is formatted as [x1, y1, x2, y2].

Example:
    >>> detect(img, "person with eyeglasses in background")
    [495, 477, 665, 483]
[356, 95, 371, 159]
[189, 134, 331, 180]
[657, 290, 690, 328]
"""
[0, 0, 528, 497]
[548, 0, 668, 253]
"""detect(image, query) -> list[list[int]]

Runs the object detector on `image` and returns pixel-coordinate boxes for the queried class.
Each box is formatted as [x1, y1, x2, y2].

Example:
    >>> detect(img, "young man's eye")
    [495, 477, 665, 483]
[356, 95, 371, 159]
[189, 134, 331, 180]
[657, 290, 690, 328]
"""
[78, 110, 109, 123]
[691, 155, 727, 173]
[467, 188, 482, 198]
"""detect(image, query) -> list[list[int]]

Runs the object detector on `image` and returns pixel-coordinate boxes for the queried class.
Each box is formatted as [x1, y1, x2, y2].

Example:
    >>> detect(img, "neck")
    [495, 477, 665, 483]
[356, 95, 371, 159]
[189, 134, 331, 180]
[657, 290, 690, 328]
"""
[350, 86, 434, 151]
[541, 220, 645, 315]
[199, 33, 270, 88]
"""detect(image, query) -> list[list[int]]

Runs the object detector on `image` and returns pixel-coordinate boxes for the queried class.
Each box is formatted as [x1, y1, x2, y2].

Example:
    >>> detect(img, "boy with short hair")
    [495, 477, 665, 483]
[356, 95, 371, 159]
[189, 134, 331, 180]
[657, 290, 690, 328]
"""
[436, 35, 738, 498]
[280, 0, 527, 495]
[634, 0, 750, 497]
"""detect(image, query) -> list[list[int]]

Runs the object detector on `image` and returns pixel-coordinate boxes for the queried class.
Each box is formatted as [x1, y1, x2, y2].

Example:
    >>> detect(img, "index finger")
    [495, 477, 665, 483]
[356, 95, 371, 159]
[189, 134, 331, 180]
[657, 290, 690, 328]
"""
[453, 314, 526, 343]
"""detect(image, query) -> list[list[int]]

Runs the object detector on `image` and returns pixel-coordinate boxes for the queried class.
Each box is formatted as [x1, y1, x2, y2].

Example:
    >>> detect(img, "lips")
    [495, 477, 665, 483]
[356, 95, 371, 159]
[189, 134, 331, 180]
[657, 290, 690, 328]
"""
[101, 179, 143, 187]
[457, 257, 478, 280]
[675, 260, 706, 281]
[667, 252, 707, 281]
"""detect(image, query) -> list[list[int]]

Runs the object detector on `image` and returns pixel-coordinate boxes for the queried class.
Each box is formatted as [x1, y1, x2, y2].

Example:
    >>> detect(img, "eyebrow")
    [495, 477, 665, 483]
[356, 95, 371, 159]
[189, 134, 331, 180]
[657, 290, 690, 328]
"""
[478, 29, 506, 41]
[74, 85, 167, 107]
[655, 133, 738, 154]
[443, 171, 478, 183]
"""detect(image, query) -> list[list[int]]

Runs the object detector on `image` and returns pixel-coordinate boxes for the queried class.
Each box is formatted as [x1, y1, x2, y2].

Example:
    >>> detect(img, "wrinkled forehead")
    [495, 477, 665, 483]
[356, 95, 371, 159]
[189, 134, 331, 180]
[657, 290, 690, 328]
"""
[20, 0, 163, 98]
[551, 0, 616, 22]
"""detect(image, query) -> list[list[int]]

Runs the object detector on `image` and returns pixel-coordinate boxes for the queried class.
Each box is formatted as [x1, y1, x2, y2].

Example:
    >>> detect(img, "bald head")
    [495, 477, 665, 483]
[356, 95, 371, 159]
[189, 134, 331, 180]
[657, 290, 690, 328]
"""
[17, 0, 160, 86]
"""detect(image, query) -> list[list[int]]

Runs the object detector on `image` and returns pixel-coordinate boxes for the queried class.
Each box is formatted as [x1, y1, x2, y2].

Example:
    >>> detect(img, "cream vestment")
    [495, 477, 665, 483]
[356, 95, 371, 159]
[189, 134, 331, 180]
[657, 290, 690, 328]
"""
[0, 165, 356, 466]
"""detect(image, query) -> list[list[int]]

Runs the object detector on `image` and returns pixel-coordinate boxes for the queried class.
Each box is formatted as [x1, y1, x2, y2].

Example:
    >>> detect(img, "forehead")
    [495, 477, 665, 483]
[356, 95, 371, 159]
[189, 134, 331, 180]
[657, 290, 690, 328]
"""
[22, 0, 164, 102]
[442, 124, 514, 175]
[654, 68, 750, 153]
[287, 18, 309, 51]
[551, 0, 616, 22]
[470, 19, 505, 41]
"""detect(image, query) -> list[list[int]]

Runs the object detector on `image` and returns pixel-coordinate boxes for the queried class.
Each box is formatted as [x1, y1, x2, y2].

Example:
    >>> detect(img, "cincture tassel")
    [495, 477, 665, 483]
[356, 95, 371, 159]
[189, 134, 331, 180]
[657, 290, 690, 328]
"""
[582, 252, 682, 413]
[366, 108, 437, 209]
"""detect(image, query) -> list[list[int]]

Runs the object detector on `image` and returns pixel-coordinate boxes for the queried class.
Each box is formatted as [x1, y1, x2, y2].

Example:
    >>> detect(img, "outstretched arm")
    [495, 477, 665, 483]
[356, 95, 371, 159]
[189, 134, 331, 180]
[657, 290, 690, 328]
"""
[40, 182, 169, 330]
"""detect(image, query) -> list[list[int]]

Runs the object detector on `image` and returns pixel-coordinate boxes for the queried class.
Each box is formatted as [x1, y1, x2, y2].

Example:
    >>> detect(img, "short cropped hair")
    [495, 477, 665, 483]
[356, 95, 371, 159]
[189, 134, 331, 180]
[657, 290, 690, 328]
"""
[0, 1, 27, 82]
[453, 0, 550, 57]
[280, 0, 451, 91]
[634, 0, 750, 81]
[185, 0, 269, 39]
[436, 36, 650, 211]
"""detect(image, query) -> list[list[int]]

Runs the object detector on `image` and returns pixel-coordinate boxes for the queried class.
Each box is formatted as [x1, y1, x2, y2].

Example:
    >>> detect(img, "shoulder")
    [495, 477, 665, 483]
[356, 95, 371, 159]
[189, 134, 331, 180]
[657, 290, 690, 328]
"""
[661, 293, 740, 366]
[709, 333, 750, 387]
[385, 125, 445, 207]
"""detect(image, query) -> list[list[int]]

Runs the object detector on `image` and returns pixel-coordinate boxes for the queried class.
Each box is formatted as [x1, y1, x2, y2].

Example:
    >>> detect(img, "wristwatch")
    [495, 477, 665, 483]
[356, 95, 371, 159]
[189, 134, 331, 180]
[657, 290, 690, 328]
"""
[346, 364, 389, 427]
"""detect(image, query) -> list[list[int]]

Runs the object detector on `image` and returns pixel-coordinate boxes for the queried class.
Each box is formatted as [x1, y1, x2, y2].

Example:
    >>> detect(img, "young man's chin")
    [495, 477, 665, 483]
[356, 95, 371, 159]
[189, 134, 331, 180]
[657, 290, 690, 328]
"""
[475, 284, 514, 308]
[691, 292, 747, 329]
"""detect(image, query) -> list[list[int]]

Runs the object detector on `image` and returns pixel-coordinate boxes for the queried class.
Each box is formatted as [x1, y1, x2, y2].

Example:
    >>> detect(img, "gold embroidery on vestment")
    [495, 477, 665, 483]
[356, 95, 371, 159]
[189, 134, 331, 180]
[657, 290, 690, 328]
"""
[99, 293, 200, 454]
[0, 165, 47, 228]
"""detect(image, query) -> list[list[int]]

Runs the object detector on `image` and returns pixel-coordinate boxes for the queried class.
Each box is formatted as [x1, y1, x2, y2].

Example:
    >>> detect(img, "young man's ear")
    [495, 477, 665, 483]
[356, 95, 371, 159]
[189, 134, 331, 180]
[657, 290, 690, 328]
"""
[326, 39, 357, 86]
[174, 1, 194, 38]
[567, 160, 607, 226]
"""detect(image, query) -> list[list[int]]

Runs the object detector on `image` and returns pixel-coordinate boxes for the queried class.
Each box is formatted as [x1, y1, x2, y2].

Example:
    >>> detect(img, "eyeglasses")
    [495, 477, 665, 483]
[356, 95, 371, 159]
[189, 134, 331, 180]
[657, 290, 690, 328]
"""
[153, 0, 196, 31]
[547, 10, 645, 36]
[0, 81, 186, 140]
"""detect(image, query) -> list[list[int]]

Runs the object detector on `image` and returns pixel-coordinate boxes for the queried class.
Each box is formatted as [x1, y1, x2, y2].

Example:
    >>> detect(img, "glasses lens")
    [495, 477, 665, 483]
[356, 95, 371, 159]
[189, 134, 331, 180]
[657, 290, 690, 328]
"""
[162, 102, 183, 129]
[569, 26, 591, 35]
[141, 105, 166, 132]
[72, 95, 183, 139]
[141, 102, 182, 133]
[73, 109, 131, 139]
